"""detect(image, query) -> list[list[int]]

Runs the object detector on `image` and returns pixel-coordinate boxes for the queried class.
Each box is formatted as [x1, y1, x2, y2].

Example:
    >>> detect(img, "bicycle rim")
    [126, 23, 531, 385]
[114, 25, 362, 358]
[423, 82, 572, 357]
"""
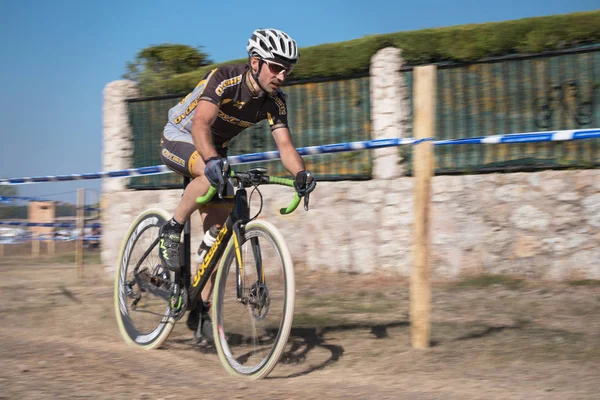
[212, 220, 295, 379]
[114, 208, 175, 349]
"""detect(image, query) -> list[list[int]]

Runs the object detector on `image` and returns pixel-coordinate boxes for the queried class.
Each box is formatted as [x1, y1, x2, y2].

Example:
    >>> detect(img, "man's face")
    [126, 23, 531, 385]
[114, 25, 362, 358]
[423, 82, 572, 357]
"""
[252, 57, 293, 95]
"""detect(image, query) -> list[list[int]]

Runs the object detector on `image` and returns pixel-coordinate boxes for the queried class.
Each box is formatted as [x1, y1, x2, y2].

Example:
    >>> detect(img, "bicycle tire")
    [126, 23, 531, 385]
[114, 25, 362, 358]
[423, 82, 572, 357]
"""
[114, 208, 176, 349]
[212, 220, 295, 379]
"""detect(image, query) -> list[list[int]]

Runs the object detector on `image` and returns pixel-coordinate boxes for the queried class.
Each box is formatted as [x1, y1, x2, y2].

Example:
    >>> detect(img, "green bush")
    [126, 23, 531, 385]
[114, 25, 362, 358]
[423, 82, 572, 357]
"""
[139, 11, 600, 95]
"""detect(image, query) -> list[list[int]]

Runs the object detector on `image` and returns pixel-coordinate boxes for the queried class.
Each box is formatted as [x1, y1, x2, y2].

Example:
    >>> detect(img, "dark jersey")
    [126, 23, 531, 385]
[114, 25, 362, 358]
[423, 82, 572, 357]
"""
[167, 64, 289, 148]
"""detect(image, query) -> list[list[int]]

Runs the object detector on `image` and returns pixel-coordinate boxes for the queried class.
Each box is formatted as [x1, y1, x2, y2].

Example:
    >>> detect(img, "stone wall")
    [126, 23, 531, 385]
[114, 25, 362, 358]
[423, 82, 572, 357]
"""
[101, 49, 600, 280]
[101, 171, 600, 280]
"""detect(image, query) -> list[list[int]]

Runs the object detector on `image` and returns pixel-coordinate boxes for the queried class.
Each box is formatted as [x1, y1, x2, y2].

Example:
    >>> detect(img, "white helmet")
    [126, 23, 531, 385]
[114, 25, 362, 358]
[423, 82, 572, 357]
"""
[246, 28, 300, 65]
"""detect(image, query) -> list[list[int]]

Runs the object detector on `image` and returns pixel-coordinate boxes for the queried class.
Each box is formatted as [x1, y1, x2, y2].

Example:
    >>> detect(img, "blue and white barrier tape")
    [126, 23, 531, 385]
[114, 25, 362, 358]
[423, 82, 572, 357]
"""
[37, 235, 101, 241]
[434, 129, 600, 145]
[1, 128, 598, 185]
[0, 196, 99, 211]
[2, 195, 42, 203]
[0, 165, 171, 185]
[0, 235, 102, 244]
[0, 221, 101, 229]
[229, 137, 427, 164]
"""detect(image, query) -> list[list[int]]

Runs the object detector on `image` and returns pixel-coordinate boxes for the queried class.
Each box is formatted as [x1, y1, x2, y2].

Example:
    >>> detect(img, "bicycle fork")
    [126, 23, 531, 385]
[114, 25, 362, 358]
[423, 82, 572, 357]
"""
[234, 223, 267, 317]
[231, 220, 265, 300]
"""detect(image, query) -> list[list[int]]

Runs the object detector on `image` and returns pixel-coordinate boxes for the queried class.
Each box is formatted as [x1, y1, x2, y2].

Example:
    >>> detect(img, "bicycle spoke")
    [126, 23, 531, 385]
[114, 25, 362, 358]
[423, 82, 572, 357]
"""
[115, 210, 176, 349]
[213, 221, 295, 378]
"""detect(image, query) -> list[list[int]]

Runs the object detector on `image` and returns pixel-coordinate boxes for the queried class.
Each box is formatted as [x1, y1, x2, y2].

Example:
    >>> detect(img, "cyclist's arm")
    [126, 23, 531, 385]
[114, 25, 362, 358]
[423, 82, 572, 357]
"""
[272, 127, 305, 176]
[191, 100, 220, 161]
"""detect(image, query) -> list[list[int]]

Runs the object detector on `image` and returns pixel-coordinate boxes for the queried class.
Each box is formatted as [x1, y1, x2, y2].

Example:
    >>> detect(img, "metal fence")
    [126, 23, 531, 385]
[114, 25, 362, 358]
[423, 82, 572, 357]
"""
[231, 77, 372, 180]
[126, 45, 600, 189]
[402, 45, 600, 174]
[128, 96, 180, 189]
[126, 75, 372, 189]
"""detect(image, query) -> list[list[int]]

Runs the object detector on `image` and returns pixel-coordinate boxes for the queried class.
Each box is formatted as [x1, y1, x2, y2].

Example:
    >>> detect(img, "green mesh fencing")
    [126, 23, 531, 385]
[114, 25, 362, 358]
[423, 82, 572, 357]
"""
[403, 46, 600, 174]
[126, 47, 599, 189]
[126, 75, 372, 189]
[227, 77, 372, 181]
[127, 95, 183, 189]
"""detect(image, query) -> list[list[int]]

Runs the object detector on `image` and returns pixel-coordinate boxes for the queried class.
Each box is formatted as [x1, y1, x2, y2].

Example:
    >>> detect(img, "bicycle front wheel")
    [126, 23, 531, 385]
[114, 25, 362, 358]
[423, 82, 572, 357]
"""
[114, 208, 176, 350]
[212, 220, 295, 379]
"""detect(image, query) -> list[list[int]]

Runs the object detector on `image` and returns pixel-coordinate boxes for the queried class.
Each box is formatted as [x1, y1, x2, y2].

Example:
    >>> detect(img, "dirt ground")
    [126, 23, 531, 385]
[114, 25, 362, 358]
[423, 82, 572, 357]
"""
[1, 255, 599, 400]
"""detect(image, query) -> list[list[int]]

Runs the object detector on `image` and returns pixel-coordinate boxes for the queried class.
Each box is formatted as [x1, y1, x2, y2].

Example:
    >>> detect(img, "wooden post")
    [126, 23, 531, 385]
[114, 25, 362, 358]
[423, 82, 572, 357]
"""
[75, 188, 85, 279]
[32, 239, 40, 257]
[410, 65, 436, 349]
[0, 243, 4, 258]
[48, 239, 55, 257]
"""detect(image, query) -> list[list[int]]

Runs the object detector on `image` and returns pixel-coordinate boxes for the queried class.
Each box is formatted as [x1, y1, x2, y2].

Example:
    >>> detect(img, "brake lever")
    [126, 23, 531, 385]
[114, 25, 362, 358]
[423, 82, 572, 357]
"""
[218, 159, 230, 200]
[303, 172, 313, 211]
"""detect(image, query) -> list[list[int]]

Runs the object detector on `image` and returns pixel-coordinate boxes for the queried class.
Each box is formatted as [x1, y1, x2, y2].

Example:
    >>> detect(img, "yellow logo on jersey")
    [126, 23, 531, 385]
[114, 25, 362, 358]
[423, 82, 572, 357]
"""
[270, 94, 286, 115]
[217, 111, 253, 128]
[215, 75, 242, 96]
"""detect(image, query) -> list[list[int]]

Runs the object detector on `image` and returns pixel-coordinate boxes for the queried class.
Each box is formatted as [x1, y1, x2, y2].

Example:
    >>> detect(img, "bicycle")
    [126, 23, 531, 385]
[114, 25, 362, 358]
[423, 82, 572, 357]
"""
[114, 166, 310, 379]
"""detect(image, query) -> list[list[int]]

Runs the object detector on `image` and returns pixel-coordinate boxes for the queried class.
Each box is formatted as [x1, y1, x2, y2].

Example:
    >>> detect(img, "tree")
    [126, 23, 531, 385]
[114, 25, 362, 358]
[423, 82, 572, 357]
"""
[0, 182, 17, 197]
[0, 183, 19, 219]
[123, 44, 212, 95]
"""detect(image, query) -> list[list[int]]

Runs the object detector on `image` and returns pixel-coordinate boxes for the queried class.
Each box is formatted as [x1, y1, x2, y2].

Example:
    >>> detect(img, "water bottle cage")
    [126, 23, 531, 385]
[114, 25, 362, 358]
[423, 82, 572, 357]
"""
[196, 224, 221, 263]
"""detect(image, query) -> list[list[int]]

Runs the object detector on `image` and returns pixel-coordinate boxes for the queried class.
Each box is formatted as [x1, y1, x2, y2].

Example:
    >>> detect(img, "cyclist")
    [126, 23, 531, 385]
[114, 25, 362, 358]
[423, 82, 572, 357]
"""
[158, 28, 316, 342]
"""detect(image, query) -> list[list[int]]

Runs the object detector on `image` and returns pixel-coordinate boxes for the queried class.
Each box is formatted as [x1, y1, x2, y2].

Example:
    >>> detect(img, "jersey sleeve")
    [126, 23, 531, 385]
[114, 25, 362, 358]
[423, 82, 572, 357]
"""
[198, 68, 242, 107]
[264, 91, 289, 131]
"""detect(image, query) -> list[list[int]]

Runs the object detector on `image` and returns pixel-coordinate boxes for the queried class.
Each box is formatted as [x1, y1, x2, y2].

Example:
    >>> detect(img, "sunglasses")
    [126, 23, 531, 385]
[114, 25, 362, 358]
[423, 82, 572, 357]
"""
[263, 59, 293, 76]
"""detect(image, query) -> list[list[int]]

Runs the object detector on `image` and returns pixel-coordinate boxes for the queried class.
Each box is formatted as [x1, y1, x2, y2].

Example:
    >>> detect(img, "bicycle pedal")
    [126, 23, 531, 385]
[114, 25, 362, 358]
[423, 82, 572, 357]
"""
[169, 285, 188, 320]
[169, 298, 186, 320]
[131, 295, 142, 309]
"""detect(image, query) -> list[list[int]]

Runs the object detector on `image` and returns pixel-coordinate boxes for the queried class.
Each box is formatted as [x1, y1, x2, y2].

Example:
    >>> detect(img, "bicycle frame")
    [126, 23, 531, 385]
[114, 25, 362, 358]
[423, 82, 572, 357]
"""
[127, 176, 271, 317]
[116, 167, 303, 376]
[128, 170, 298, 317]
[182, 177, 260, 310]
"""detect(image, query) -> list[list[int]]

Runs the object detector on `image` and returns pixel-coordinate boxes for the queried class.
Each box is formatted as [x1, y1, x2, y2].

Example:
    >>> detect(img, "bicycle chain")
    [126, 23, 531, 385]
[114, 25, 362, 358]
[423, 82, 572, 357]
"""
[169, 283, 188, 320]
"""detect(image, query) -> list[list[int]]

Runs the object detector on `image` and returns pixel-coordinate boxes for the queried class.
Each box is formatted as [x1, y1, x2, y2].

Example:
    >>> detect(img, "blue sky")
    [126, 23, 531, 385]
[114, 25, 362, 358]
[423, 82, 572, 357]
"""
[0, 0, 597, 204]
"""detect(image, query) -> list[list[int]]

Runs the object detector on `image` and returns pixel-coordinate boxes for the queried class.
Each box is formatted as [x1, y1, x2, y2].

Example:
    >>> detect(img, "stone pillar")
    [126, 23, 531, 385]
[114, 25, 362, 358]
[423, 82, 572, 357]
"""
[370, 47, 411, 179]
[101, 80, 139, 271]
[102, 80, 139, 193]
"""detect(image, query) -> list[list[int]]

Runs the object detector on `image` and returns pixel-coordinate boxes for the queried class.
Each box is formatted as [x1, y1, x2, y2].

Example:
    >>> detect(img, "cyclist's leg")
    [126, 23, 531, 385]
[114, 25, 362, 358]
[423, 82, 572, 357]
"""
[190, 141, 233, 301]
[160, 124, 213, 221]
[159, 124, 212, 271]
[188, 160, 232, 341]
[191, 204, 232, 342]
[199, 204, 232, 301]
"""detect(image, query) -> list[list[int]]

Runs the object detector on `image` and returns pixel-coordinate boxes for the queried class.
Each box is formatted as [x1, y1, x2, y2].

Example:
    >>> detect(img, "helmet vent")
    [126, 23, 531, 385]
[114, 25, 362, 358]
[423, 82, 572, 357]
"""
[268, 36, 277, 49]
[279, 38, 286, 53]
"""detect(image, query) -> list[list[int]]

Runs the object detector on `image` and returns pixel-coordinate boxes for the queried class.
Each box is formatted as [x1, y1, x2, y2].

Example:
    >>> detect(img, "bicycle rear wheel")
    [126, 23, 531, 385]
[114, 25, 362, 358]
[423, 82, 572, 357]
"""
[114, 208, 176, 349]
[212, 220, 295, 379]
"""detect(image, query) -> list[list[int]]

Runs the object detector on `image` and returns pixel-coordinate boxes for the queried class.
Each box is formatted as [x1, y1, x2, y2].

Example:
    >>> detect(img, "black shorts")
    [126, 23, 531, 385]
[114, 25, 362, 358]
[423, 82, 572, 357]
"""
[160, 125, 228, 178]
[160, 123, 233, 198]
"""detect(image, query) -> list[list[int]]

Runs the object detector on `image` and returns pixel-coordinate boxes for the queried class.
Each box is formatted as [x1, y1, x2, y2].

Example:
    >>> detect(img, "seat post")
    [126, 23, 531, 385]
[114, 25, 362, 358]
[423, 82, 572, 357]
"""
[182, 176, 191, 288]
